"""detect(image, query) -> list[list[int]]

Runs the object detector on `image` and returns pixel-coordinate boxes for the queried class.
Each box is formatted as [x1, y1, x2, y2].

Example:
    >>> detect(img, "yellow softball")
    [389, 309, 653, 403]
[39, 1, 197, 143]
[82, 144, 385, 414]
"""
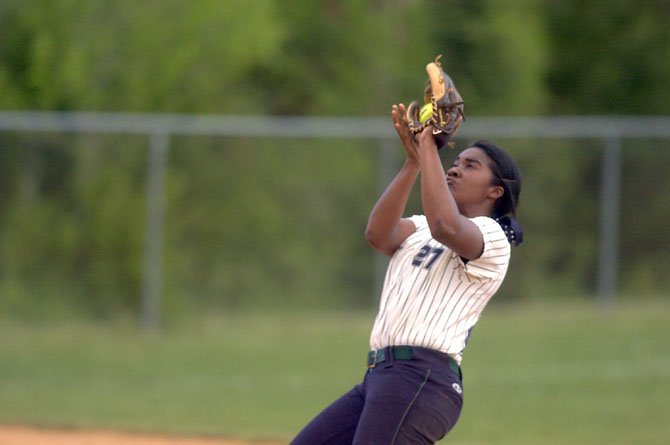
[419, 103, 433, 124]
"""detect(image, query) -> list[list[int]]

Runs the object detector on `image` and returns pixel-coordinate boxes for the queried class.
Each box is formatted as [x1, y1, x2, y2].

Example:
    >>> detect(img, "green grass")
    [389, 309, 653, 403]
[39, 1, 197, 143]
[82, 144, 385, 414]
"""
[0, 301, 669, 444]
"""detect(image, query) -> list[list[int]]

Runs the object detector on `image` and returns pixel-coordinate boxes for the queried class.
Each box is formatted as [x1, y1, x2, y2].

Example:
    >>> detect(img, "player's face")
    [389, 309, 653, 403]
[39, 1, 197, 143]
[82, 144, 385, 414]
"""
[446, 147, 501, 211]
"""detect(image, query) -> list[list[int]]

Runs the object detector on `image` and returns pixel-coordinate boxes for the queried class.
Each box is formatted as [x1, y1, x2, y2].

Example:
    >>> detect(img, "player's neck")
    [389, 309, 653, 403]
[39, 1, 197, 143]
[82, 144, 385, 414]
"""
[458, 201, 494, 219]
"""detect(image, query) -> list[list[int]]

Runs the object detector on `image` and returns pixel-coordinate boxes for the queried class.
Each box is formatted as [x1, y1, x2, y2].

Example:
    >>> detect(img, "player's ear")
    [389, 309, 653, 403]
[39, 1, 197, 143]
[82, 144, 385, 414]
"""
[488, 185, 504, 200]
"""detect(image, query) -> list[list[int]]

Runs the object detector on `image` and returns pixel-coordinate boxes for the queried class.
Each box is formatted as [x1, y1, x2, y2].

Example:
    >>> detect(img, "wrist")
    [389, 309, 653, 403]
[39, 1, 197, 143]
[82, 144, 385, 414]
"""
[420, 136, 438, 153]
[419, 142, 440, 164]
[403, 158, 420, 170]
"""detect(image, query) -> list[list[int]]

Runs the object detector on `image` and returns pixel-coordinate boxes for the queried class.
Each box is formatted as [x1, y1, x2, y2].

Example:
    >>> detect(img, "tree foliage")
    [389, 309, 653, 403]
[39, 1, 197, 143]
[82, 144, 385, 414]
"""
[544, 0, 670, 114]
[1, 0, 669, 318]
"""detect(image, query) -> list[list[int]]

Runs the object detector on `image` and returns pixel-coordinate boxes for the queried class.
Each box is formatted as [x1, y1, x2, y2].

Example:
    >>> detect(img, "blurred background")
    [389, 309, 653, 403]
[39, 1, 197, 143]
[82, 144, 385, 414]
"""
[0, 0, 669, 443]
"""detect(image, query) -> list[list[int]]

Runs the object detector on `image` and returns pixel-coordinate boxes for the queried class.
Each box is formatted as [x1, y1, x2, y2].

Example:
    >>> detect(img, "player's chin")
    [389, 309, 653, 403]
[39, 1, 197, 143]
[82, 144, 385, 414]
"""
[449, 187, 464, 205]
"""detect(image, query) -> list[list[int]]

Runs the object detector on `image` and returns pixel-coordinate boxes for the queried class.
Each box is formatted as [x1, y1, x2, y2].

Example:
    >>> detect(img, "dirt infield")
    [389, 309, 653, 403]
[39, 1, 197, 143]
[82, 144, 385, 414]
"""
[0, 425, 284, 445]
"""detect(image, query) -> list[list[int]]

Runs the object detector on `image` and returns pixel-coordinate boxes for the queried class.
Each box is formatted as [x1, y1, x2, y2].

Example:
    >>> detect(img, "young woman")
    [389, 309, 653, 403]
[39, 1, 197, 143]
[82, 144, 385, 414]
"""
[292, 103, 523, 444]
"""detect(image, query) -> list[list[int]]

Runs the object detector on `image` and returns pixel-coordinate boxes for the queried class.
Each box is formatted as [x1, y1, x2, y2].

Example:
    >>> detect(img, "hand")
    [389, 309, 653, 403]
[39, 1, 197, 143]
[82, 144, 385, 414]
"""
[392, 104, 420, 162]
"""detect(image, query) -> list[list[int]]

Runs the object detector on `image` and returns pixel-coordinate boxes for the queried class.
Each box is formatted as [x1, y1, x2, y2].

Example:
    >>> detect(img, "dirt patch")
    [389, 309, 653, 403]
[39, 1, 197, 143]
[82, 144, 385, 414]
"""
[0, 425, 284, 445]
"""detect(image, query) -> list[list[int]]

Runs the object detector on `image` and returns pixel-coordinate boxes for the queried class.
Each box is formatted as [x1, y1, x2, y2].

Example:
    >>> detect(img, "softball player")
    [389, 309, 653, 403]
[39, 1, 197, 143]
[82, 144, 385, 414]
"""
[292, 103, 523, 444]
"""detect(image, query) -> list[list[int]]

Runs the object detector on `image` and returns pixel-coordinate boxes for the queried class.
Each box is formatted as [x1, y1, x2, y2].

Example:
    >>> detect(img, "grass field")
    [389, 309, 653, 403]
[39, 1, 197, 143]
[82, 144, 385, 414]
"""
[0, 300, 668, 444]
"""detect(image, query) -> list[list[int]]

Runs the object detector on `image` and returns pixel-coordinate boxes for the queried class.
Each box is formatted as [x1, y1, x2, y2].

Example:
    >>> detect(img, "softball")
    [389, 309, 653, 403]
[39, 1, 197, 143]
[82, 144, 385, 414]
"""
[419, 103, 433, 124]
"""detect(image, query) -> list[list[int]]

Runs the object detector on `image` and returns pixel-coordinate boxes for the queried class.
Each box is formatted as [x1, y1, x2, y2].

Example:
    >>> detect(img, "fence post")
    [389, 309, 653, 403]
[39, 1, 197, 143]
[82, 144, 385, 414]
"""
[141, 131, 169, 331]
[597, 133, 622, 310]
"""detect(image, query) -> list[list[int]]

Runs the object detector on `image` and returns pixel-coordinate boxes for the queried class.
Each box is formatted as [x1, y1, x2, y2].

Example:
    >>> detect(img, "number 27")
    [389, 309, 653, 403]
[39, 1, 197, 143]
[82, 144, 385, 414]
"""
[411, 244, 445, 269]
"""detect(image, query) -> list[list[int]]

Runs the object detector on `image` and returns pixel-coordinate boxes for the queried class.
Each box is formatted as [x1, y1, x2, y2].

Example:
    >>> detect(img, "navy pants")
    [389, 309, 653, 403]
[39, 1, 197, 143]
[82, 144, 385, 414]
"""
[291, 346, 463, 445]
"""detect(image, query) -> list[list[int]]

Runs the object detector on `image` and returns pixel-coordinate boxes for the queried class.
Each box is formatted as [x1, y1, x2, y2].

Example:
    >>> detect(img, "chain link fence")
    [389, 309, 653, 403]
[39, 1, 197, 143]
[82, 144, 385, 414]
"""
[1, 112, 669, 328]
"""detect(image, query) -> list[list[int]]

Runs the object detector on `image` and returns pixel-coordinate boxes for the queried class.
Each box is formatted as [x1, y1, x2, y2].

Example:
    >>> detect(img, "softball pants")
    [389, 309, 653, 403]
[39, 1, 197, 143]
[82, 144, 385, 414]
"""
[291, 346, 463, 445]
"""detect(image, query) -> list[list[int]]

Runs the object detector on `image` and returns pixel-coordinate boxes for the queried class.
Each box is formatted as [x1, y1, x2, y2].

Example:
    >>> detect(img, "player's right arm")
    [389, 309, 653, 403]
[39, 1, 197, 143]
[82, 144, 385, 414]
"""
[364, 104, 420, 256]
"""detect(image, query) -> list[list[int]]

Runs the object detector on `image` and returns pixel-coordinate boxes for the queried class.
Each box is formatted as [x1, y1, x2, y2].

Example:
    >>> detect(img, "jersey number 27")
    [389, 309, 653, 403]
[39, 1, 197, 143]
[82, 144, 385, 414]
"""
[411, 244, 445, 270]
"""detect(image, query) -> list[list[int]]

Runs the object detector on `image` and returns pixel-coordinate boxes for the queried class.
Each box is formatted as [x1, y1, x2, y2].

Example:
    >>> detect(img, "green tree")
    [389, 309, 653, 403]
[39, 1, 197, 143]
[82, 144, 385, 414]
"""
[427, 0, 548, 116]
[2, 0, 669, 319]
[544, 1, 670, 114]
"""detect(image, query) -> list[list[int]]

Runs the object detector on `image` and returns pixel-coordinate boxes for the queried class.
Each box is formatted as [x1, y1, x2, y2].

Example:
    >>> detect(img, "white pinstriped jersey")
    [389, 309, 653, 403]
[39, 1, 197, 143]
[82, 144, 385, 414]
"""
[369, 215, 511, 365]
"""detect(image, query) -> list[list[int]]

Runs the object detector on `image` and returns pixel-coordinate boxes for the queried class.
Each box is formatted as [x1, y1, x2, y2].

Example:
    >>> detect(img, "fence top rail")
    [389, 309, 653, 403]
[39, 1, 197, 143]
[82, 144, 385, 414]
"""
[1, 111, 669, 139]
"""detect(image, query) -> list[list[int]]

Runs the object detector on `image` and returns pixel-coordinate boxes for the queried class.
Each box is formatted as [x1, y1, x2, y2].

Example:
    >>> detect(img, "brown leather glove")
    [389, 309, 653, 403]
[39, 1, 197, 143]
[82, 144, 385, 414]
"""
[406, 55, 465, 149]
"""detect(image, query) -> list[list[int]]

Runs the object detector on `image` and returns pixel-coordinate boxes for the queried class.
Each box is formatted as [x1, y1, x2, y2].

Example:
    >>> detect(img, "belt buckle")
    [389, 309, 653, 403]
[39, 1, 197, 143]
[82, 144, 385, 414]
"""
[368, 350, 378, 369]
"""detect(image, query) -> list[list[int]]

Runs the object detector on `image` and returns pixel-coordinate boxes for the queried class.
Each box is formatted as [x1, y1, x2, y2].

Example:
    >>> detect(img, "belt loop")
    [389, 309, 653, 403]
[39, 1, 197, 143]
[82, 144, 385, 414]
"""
[386, 346, 394, 366]
[448, 356, 462, 380]
[367, 349, 377, 369]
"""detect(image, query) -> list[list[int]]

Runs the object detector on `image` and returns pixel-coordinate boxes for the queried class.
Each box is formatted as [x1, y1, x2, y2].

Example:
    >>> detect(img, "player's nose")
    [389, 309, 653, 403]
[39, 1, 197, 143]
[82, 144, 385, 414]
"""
[447, 165, 460, 178]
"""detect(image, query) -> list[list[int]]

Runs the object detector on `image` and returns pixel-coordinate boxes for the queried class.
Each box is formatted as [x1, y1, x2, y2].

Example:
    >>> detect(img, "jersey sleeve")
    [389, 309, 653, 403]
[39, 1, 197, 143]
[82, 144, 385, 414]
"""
[408, 214, 428, 231]
[462, 216, 511, 280]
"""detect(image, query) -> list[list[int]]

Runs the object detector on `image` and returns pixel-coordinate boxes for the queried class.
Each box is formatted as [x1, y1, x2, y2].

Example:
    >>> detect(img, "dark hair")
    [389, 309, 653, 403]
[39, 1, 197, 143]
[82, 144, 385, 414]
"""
[471, 140, 524, 246]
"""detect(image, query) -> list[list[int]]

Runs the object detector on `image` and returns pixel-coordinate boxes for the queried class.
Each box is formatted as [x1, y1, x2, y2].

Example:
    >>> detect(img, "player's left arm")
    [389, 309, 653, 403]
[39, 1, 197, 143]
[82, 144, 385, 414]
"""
[416, 128, 484, 260]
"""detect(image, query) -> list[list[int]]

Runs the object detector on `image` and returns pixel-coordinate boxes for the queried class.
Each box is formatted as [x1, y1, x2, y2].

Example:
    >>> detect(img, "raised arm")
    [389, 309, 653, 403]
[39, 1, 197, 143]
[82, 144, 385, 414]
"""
[364, 104, 419, 256]
[416, 128, 487, 260]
